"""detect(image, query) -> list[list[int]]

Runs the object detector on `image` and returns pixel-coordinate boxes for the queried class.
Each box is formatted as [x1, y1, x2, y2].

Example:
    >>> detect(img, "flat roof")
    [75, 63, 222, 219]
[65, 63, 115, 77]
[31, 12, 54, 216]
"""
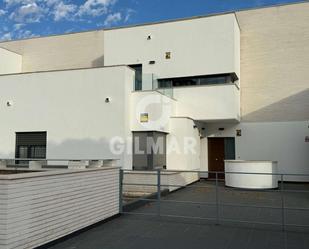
[0, 64, 134, 77]
[0, 0, 308, 44]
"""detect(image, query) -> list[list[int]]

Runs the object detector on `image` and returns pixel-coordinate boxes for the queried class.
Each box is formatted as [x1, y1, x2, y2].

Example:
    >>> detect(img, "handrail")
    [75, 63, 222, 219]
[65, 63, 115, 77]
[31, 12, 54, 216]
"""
[120, 169, 309, 231]
[122, 169, 309, 177]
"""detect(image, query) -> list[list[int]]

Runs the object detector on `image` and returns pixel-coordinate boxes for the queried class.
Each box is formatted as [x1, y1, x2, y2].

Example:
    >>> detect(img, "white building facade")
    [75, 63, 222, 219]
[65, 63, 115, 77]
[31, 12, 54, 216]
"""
[0, 2, 308, 179]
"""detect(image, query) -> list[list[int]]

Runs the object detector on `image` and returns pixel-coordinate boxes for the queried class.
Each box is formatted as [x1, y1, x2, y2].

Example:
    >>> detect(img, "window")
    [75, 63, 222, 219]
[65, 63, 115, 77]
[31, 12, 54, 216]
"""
[158, 73, 238, 88]
[129, 64, 142, 91]
[15, 132, 47, 164]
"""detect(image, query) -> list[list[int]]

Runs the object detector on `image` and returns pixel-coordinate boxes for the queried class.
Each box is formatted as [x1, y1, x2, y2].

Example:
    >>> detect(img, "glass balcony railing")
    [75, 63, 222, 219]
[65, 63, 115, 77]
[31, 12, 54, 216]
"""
[134, 73, 173, 98]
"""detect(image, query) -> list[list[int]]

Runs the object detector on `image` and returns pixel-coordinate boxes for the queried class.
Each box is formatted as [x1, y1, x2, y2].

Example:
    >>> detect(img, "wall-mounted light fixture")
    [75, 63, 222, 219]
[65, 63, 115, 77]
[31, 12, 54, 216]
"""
[147, 34, 152, 40]
[6, 101, 13, 107]
[105, 97, 111, 103]
[165, 52, 171, 59]
[236, 129, 242, 137]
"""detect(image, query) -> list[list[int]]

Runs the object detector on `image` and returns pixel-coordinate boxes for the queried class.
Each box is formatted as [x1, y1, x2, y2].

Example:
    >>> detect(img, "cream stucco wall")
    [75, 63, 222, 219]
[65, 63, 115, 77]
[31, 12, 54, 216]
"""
[0, 30, 104, 73]
[104, 14, 240, 81]
[0, 48, 22, 74]
[0, 66, 134, 168]
[236, 3, 309, 122]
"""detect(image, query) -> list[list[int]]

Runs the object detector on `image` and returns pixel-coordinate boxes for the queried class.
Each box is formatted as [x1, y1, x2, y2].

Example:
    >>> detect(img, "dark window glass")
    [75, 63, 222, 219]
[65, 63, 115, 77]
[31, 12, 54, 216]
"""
[224, 137, 236, 160]
[15, 132, 47, 164]
[129, 64, 142, 91]
[158, 79, 172, 88]
[173, 77, 198, 87]
[158, 74, 236, 88]
[200, 76, 230, 85]
[30, 146, 46, 158]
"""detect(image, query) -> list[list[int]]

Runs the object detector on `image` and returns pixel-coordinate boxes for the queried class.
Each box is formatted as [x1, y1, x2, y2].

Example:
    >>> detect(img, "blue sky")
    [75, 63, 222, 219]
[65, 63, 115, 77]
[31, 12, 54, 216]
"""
[0, 0, 304, 41]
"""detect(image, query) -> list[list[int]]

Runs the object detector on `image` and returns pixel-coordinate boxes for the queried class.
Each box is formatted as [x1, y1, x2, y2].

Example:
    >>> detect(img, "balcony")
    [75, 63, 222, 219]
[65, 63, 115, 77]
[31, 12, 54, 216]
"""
[134, 73, 174, 99]
[173, 83, 240, 122]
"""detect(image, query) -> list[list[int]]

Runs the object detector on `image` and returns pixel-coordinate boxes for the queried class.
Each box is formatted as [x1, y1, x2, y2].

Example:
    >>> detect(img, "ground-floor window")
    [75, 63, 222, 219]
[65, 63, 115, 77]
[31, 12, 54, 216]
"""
[15, 132, 47, 163]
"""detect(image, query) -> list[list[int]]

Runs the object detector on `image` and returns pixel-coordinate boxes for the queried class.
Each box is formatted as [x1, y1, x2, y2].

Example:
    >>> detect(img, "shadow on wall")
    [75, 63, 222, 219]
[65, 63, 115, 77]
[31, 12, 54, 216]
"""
[0, 138, 120, 160]
[0, 137, 128, 166]
[47, 137, 124, 160]
[92, 55, 105, 68]
[242, 88, 309, 122]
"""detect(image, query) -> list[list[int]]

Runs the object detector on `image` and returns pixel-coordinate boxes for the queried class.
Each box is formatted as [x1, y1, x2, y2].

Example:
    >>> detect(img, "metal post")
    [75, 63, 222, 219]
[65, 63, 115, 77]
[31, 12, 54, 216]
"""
[280, 174, 285, 231]
[119, 169, 123, 214]
[157, 169, 161, 216]
[215, 172, 219, 225]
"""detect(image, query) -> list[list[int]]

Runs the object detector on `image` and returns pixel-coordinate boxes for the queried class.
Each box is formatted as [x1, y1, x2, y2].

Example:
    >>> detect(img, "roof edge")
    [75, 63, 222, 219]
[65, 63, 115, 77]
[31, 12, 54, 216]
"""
[0, 0, 308, 44]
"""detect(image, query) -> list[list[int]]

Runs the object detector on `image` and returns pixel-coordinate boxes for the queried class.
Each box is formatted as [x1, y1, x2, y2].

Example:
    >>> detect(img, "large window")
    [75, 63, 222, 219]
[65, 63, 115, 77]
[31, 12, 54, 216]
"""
[15, 132, 47, 163]
[158, 73, 238, 88]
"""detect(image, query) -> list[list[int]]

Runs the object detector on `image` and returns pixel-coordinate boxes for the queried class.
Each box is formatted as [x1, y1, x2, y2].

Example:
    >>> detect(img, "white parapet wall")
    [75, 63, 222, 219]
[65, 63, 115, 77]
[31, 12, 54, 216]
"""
[123, 170, 199, 194]
[0, 167, 119, 249]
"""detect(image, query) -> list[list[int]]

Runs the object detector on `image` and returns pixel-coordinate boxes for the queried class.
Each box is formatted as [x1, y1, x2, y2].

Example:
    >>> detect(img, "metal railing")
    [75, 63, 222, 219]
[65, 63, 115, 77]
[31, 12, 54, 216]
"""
[134, 73, 174, 98]
[119, 169, 309, 231]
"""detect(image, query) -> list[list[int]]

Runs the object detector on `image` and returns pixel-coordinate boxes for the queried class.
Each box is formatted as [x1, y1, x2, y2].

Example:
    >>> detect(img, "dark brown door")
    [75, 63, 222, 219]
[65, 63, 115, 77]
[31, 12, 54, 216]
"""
[208, 138, 225, 179]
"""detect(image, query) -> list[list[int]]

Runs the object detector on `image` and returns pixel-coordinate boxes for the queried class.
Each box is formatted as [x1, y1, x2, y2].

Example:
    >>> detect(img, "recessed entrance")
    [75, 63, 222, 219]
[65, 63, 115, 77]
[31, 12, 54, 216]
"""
[132, 131, 167, 170]
[208, 137, 235, 179]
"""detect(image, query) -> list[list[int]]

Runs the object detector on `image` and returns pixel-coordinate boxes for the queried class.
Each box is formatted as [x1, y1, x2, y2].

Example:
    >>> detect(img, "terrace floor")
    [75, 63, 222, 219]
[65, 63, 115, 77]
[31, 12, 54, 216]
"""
[44, 180, 309, 249]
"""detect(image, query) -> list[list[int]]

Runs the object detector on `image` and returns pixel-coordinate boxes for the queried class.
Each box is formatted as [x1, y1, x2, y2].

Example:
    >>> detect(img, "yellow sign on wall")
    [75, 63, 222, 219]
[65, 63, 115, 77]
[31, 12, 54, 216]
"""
[140, 113, 149, 123]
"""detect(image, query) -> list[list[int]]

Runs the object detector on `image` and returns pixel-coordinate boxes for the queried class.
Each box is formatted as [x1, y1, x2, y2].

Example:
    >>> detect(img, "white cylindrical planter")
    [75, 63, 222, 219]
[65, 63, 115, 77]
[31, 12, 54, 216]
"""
[225, 160, 278, 189]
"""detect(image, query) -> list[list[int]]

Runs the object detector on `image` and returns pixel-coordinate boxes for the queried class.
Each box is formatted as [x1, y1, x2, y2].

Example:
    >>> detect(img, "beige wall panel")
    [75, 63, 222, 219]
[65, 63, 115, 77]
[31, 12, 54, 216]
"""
[0, 48, 22, 75]
[0, 30, 104, 72]
[236, 3, 309, 121]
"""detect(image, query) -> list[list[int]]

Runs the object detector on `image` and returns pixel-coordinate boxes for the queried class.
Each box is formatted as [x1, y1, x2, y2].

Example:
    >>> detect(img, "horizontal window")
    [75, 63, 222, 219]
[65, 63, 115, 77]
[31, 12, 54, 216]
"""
[158, 73, 237, 88]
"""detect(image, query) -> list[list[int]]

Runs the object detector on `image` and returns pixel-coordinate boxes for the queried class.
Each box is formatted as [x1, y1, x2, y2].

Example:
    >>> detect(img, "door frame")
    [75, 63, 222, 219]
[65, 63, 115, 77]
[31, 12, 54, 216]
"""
[207, 137, 236, 179]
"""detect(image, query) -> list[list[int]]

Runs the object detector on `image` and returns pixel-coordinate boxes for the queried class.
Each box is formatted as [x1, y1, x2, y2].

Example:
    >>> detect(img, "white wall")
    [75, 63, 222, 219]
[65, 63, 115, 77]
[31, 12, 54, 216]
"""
[204, 121, 309, 180]
[130, 90, 176, 132]
[200, 137, 208, 177]
[167, 118, 201, 171]
[174, 84, 240, 121]
[0, 48, 22, 75]
[0, 66, 134, 168]
[104, 14, 240, 80]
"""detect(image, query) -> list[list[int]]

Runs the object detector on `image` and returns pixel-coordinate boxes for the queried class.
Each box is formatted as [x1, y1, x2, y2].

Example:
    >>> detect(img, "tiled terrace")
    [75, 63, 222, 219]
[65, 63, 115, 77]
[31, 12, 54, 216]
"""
[44, 180, 309, 249]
